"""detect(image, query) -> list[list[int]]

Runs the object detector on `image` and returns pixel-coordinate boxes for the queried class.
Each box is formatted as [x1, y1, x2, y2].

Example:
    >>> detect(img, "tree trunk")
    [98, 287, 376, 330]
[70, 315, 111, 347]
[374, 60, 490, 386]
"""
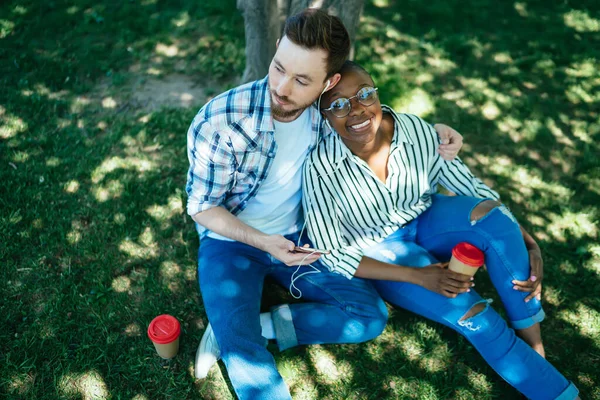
[238, 0, 364, 83]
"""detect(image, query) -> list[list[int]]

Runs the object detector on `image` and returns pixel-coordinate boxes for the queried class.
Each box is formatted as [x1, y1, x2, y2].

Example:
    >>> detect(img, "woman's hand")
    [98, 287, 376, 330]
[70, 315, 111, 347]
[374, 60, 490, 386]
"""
[512, 247, 543, 302]
[434, 124, 463, 161]
[417, 263, 474, 297]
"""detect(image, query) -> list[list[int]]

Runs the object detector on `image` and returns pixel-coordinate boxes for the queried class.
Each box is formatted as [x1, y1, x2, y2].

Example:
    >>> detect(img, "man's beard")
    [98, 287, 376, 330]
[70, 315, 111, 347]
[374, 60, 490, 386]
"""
[269, 89, 316, 120]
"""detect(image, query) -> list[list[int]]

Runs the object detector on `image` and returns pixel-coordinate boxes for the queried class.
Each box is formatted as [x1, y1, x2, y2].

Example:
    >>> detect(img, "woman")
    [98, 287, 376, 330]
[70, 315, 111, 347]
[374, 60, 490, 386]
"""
[302, 61, 579, 400]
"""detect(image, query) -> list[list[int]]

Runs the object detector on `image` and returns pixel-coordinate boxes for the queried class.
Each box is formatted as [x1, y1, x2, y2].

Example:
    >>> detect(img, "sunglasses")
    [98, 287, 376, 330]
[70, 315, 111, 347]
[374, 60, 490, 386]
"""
[322, 87, 379, 118]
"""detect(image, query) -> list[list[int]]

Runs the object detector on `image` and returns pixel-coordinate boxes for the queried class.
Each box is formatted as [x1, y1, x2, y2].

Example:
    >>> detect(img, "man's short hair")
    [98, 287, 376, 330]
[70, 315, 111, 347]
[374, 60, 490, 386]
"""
[283, 8, 351, 80]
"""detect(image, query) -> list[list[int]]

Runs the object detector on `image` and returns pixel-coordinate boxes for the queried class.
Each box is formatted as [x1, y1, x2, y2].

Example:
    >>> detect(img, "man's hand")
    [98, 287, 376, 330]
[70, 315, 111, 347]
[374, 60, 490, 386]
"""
[512, 247, 543, 302]
[434, 123, 463, 161]
[261, 235, 321, 266]
[417, 263, 474, 297]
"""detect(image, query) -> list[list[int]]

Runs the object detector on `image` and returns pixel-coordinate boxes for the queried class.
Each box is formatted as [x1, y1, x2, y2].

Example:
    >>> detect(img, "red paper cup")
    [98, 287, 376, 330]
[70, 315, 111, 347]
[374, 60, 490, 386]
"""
[448, 242, 484, 276]
[148, 314, 181, 359]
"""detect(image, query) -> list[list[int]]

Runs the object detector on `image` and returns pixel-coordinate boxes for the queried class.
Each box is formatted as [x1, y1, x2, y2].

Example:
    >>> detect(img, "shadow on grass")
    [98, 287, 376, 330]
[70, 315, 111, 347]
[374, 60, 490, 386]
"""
[1, 0, 599, 399]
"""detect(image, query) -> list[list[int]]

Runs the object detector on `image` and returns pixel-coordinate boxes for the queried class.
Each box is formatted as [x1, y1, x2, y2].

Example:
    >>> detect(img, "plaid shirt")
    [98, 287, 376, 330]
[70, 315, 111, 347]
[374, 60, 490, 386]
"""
[186, 76, 325, 237]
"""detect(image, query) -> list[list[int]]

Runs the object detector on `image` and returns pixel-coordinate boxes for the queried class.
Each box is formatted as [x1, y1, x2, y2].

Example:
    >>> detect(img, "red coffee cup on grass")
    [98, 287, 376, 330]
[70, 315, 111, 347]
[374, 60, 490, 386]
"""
[148, 314, 181, 359]
[448, 242, 484, 276]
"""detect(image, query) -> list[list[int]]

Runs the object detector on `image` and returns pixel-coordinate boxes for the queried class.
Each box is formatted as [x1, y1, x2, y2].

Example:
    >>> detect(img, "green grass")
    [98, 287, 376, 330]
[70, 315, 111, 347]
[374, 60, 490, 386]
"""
[1, 0, 599, 398]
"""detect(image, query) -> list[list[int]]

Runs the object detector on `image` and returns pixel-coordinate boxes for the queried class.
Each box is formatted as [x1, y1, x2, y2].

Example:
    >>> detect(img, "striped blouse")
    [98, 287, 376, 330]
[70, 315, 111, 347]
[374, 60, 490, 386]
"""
[301, 106, 500, 279]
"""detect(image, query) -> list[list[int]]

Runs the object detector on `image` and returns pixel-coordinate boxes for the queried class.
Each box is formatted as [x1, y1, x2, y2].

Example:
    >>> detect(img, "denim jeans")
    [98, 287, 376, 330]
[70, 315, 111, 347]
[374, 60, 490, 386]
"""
[198, 231, 387, 400]
[363, 194, 578, 400]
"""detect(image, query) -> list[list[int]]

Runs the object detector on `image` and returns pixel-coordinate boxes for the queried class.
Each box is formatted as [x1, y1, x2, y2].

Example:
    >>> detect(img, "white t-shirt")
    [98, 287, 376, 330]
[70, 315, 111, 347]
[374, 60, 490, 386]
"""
[207, 109, 312, 240]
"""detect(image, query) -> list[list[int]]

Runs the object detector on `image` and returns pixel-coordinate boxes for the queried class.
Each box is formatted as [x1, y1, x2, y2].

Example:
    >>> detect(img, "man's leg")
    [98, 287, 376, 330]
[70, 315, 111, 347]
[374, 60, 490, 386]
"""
[268, 261, 388, 351]
[363, 228, 579, 400]
[198, 237, 291, 400]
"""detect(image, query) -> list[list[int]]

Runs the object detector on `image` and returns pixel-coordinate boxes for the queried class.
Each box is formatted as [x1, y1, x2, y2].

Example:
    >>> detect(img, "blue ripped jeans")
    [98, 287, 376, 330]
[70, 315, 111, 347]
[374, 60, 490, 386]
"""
[363, 194, 578, 400]
[198, 231, 387, 400]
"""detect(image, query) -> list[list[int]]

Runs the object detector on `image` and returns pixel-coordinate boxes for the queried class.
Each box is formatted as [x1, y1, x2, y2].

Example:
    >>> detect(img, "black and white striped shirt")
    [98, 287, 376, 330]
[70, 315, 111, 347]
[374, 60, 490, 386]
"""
[302, 106, 499, 279]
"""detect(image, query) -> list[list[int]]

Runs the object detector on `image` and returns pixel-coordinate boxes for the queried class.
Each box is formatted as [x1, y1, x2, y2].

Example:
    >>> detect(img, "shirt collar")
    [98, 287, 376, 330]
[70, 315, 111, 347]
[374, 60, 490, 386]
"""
[251, 76, 276, 133]
[251, 76, 323, 138]
[324, 105, 414, 165]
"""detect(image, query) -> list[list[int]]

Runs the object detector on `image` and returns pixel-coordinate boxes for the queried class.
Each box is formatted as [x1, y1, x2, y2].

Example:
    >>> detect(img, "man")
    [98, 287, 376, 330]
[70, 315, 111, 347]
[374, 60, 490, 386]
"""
[186, 9, 462, 399]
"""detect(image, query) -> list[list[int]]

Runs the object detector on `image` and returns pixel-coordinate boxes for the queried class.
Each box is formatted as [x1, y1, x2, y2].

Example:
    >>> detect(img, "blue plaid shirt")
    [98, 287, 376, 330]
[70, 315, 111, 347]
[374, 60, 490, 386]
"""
[186, 76, 325, 237]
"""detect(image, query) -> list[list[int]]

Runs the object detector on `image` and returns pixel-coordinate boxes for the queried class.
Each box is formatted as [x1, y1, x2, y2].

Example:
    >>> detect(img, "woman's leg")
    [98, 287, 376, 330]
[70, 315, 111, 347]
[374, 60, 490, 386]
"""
[415, 195, 545, 354]
[363, 228, 579, 400]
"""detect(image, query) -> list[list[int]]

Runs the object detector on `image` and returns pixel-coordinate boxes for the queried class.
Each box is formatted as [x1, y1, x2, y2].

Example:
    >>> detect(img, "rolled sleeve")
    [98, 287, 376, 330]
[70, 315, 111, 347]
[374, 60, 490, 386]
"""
[186, 117, 235, 216]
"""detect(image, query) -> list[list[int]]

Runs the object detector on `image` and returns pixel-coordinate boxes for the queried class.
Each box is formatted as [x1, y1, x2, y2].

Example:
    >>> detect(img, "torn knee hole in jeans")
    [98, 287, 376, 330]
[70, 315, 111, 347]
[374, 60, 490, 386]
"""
[458, 299, 493, 332]
[470, 200, 517, 225]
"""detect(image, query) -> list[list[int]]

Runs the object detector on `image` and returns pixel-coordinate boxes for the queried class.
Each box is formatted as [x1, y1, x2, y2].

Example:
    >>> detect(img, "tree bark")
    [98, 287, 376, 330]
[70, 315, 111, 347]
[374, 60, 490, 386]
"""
[238, 0, 364, 83]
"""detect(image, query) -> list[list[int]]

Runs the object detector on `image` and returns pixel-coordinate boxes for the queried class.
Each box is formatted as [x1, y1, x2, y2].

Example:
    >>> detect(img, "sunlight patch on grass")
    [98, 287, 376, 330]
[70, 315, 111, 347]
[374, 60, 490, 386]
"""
[565, 60, 598, 78]
[514, 2, 528, 17]
[566, 84, 595, 104]
[0, 19, 15, 39]
[418, 343, 450, 373]
[146, 195, 184, 225]
[67, 230, 81, 244]
[114, 213, 126, 225]
[124, 323, 142, 337]
[13, 5, 28, 15]
[559, 260, 578, 275]
[564, 10, 600, 32]
[64, 180, 80, 193]
[101, 97, 118, 109]
[373, 0, 391, 7]
[39, 323, 56, 339]
[558, 303, 600, 342]
[46, 157, 61, 167]
[119, 228, 158, 260]
[493, 52, 513, 64]
[0, 113, 27, 139]
[546, 211, 597, 242]
[308, 346, 353, 383]
[392, 88, 435, 117]
[111, 276, 131, 293]
[398, 335, 424, 361]
[542, 285, 562, 307]
[172, 11, 190, 27]
[131, 395, 148, 400]
[481, 101, 501, 120]
[58, 371, 109, 400]
[184, 264, 196, 281]
[71, 96, 91, 113]
[466, 368, 492, 394]
[387, 377, 438, 398]
[91, 156, 156, 183]
[160, 261, 181, 279]
[156, 43, 180, 57]
[92, 179, 124, 202]
[488, 160, 573, 201]
[546, 118, 575, 147]
[585, 245, 600, 274]
[424, 56, 456, 73]
[8, 373, 34, 396]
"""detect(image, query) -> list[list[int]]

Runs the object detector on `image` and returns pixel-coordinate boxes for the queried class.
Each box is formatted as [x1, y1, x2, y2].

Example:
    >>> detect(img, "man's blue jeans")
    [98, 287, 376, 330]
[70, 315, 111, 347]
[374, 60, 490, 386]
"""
[198, 232, 387, 400]
[363, 194, 578, 400]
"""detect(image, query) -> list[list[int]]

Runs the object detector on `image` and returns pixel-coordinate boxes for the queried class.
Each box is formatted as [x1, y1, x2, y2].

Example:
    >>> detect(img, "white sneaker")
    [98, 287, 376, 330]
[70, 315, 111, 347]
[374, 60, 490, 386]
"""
[195, 323, 221, 379]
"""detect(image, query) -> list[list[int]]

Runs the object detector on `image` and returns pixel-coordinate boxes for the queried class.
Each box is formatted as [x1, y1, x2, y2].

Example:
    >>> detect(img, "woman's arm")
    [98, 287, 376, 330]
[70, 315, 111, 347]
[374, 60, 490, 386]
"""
[355, 256, 473, 298]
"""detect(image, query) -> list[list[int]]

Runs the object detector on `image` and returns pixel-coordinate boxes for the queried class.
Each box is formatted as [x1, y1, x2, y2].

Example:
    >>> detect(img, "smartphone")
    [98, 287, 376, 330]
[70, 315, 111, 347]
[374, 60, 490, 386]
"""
[294, 246, 330, 255]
